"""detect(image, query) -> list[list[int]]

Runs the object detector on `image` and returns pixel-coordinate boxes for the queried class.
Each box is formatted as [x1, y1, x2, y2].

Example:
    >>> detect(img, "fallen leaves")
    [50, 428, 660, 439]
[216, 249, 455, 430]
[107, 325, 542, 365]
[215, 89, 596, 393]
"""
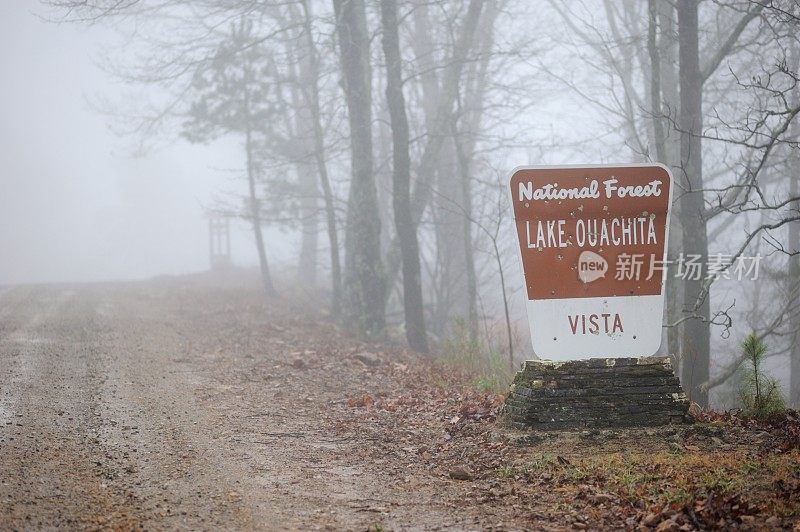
[693, 409, 800, 453]
[352, 351, 383, 367]
[636, 491, 772, 530]
[346, 394, 375, 408]
[278, 315, 800, 530]
[448, 467, 473, 481]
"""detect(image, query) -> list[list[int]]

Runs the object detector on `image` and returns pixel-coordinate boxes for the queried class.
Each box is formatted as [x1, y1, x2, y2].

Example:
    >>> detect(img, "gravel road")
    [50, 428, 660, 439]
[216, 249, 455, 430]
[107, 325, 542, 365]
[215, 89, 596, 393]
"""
[3, 279, 798, 531]
[0, 278, 490, 530]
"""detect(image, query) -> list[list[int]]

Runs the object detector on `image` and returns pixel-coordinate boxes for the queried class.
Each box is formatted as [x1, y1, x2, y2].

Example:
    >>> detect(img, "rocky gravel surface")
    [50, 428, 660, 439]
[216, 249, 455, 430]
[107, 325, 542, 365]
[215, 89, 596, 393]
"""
[1, 278, 798, 531]
[0, 279, 511, 530]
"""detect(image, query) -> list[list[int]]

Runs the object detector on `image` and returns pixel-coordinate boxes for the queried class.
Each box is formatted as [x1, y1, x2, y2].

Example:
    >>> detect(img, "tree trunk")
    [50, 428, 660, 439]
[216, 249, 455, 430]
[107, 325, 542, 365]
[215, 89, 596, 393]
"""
[430, 143, 463, 336]
[410, 4, 451, 336]
[380, 0, 428, 353]
[245, 125, 277, 298]
[790, 37, 800, 408]
[454, 0, 497, 344]
[649, 0, 683, 363]
[453, 131, 478, 344]
[648, 0, 669, 358]
[299, 0, 343, 317]
[678, 0, 709, 406]
[333, 0, 386, 337]
[647, 0, 666, 162]
[408, 0, 483, 227]
[656, 0, 685, 370]
[381, 0, 484, 307]
[297, 160, 318, 285]
[285, 31, 318, 287]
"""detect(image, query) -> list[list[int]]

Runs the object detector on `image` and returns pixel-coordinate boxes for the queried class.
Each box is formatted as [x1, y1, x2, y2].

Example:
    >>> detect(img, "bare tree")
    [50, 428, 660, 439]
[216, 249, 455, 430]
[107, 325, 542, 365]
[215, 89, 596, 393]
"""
[677, 0, 709, 405]
[183, 19, 278, 298]
[791, 35, 800, 407]
[382, 0, 485, 311]
[333, 0, 386, 337]
[297, 0, 344, 317]
[380, 0, 428, 352]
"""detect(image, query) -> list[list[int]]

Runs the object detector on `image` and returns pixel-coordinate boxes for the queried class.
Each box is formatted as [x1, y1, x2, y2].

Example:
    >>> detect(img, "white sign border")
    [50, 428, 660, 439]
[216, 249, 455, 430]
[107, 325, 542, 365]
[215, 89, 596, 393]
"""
[508, 163, 675, 360]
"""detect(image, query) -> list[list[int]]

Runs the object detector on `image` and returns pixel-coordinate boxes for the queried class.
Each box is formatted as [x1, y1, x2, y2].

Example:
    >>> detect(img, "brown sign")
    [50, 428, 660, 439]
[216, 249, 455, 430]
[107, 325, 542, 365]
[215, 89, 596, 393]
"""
[509, 164, 673, 359]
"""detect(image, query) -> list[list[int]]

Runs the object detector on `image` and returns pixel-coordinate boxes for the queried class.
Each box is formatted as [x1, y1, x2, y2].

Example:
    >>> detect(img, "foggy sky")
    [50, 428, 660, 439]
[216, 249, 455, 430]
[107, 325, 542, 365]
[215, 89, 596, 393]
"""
[0, 1, 601, 286]
[0, 1, 276, 285]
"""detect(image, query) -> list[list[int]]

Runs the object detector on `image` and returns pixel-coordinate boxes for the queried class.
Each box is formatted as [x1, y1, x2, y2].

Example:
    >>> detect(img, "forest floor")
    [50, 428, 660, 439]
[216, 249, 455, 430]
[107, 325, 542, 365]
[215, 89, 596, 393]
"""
[0, 274, 798, 531]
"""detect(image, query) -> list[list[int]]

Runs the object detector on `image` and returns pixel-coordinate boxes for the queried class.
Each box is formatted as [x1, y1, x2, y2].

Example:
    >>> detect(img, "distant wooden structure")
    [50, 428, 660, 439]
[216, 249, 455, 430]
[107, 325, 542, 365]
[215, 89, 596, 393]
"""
[208, 213, 231, 270]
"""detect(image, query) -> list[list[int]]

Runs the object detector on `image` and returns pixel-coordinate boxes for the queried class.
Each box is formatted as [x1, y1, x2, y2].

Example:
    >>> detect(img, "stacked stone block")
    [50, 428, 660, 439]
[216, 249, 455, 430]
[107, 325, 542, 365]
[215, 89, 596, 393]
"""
[503, 357, 691, 429]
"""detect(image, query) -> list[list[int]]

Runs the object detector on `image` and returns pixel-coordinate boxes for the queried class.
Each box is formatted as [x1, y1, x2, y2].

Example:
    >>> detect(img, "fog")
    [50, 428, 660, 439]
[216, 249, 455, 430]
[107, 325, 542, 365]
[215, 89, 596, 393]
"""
[0, 2, 586, 286]
[0, 0, 797, 411]
[0, 2, 275, 284]
[1, 2, 798, 526]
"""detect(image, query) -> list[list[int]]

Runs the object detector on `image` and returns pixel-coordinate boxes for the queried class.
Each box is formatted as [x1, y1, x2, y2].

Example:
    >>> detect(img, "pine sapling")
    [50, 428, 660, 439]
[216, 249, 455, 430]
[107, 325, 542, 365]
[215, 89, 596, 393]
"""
[739, 334, 785, 419]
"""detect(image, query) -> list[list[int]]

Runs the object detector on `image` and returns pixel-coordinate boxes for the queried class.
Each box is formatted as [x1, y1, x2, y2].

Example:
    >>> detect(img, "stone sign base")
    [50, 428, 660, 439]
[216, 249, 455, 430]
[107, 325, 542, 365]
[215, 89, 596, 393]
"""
[503, 357, 691, 430]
